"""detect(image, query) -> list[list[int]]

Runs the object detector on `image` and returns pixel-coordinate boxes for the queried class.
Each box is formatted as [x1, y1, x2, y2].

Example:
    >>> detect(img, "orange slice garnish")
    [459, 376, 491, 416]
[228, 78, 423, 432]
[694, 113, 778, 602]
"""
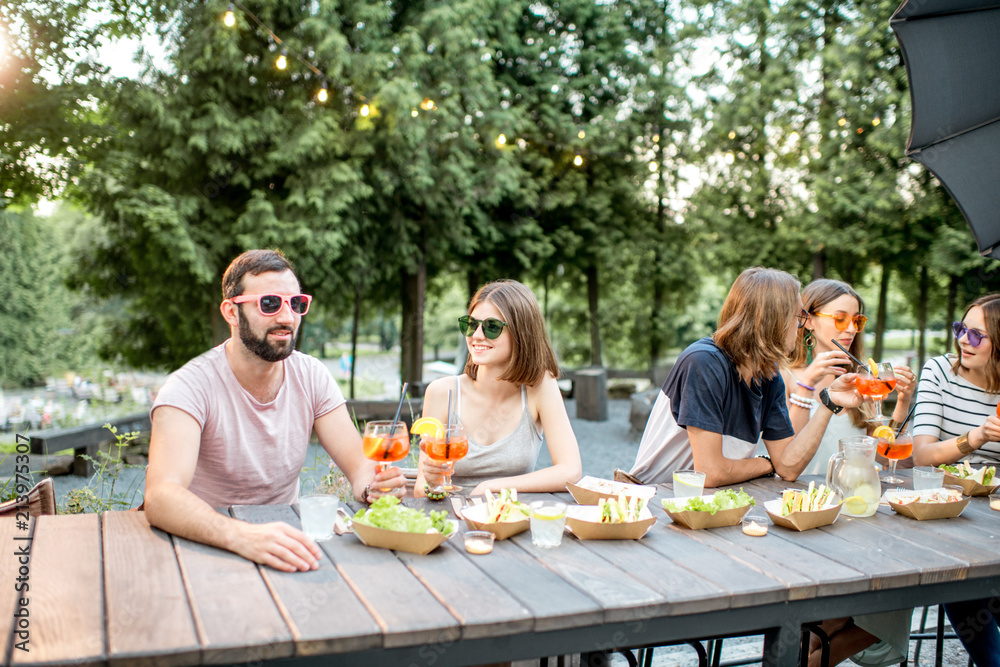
[873, 425, 895, 442]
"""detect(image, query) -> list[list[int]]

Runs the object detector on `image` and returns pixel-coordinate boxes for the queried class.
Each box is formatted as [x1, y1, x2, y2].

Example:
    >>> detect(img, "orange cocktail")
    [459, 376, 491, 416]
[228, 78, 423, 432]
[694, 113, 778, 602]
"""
[855, 376, 897, 401]
[363, 432, 410, 463]
[420, 435, 470, 463]
[874, 426, 912, 484]
[419, 422, 468, 493]
[362, 420, 410, 493]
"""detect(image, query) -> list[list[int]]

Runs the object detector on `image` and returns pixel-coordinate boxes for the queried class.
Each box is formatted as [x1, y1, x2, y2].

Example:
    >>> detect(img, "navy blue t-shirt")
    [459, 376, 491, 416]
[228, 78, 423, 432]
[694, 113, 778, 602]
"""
[630, 337, 794, 482]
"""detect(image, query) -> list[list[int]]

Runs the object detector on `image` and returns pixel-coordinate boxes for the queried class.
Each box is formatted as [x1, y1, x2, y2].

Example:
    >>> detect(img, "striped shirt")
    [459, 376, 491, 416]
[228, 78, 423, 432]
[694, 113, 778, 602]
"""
[913, 354, 1000, 466]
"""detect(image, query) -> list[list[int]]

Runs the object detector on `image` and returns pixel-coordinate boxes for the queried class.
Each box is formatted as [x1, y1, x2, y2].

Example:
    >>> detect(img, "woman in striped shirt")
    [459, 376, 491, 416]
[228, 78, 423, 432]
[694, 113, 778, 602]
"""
[912, 294, 1000, 467]
[913, 293, 1000, 667]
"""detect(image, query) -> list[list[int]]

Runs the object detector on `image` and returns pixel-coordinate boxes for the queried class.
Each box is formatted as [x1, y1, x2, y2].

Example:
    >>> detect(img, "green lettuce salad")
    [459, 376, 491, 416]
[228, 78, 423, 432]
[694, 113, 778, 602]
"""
[662, 488, 755, 515]
[353, 496, 455, 535]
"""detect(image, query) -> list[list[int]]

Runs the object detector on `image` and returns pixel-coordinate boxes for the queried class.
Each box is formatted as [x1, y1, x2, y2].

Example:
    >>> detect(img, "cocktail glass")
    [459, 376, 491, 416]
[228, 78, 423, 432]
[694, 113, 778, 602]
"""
[420, 423, 469, 495]
[855, 363, 896, 422]
[362, 420, 410, 493]
[876, 426, 912, 485]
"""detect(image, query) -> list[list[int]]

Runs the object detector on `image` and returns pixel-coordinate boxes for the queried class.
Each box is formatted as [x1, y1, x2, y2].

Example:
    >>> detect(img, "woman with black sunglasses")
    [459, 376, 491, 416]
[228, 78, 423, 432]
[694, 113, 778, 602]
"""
[913, 296, 1000, 667]
[781, 279, 916, 476]
[414, 280, 582, 497]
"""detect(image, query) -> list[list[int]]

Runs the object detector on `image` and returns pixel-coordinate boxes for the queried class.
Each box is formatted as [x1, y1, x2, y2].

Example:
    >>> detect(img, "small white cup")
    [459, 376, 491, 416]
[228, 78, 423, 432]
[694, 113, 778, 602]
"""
[673, 470, 706, 498]
[912, 466, 944, 491]
[299, 494, 339, 541]
[529, 500, 567, 548]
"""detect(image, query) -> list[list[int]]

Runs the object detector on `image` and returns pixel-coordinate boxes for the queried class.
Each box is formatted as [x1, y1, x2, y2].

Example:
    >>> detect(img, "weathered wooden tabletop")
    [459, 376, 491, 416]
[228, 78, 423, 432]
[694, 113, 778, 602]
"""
[4, 475, 999, 667]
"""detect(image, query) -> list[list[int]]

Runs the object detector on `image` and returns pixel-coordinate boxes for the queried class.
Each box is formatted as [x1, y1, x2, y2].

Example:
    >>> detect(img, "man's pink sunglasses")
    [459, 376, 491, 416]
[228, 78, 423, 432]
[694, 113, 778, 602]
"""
[230, 294, 312, 316]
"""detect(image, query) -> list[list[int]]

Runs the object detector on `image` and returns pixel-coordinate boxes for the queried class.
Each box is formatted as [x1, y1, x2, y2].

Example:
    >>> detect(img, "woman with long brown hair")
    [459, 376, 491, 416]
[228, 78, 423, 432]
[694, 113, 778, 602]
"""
[913, 294, 1000, 667]
[630, 267, 864, 487]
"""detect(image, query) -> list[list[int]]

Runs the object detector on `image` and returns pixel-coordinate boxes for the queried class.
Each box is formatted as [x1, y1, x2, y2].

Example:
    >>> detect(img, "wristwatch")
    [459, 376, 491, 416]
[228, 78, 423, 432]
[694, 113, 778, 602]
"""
[819, 388, 844, 414]
[957, 432, 974, 456]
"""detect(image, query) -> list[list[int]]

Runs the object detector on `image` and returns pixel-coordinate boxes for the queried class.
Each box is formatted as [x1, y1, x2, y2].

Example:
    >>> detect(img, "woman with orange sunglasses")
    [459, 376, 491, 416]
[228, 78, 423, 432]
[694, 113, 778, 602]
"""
[781, 279, 916, 475]
[780, 279, 916, 667]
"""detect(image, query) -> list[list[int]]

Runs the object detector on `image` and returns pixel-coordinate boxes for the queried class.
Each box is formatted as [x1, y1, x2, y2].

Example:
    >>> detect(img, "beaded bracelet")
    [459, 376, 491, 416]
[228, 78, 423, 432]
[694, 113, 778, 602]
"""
[424, 483, 448, 501]
[796, 381, 816, 392]
[788, 393, 817, 409]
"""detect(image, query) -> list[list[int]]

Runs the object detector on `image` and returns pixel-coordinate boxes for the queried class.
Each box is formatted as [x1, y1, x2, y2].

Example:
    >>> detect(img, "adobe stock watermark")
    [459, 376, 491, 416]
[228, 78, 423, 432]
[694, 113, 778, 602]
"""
[11, 432, 33, 653]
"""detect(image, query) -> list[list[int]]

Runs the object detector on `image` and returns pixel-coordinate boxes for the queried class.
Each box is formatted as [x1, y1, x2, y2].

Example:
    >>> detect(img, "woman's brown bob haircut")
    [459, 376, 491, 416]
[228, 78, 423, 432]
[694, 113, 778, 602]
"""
[714, 267, 801, 382]
[952, 293, 1000, 393]
[463, 280, 560, 386]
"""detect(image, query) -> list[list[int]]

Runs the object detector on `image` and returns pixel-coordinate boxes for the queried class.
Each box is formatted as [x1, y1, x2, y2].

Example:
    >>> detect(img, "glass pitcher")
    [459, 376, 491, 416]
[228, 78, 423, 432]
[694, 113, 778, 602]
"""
[825, 435, 881, 517]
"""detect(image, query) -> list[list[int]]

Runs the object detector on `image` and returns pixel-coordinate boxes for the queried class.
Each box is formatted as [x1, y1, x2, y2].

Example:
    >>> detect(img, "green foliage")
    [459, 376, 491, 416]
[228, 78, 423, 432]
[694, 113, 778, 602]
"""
[60, 423, 145, 514]
[6, 0, 1000, 380]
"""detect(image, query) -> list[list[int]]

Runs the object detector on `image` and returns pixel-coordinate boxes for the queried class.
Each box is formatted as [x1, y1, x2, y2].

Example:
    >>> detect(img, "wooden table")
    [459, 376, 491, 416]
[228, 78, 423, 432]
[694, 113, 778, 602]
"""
[4, 475, 999, 667]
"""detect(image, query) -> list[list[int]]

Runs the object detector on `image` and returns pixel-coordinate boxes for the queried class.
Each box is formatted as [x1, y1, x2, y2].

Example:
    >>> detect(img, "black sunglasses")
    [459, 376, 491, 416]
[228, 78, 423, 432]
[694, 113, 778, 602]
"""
[953, 321, 989, 348]
[458, 315, 508, 340]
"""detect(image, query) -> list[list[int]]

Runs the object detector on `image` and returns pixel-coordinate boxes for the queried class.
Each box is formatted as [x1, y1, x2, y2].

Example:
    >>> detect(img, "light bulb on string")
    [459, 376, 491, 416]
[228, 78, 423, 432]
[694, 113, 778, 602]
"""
[495, 133, 507, 147]
[577, 130, 585, 139]
[360, 104, 371, 117]
[573, 155, 584, 167]
[420, 98, 435, 111]
[275, 49, 287, 70]
[649, 162, 658, 172]
[223, 3, 236, 27]
[837, 117, 847, 127]
[411, 109, 418, 117]
[872, 117, 881, 127]
[316, 83, 328, 103]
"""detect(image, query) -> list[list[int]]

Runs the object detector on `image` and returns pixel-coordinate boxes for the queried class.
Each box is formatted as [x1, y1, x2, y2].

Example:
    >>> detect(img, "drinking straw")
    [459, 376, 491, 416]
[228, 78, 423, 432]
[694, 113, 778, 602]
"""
[894, 403, 917, 437]
[445, 390, 453, 459]
[830, 339, 867, 368]
[386, 382, 409, 460]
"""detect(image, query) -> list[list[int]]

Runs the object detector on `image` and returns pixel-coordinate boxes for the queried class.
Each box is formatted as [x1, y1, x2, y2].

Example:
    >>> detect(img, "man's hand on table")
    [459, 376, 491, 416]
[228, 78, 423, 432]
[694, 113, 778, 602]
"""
[229, 521, 322, 573]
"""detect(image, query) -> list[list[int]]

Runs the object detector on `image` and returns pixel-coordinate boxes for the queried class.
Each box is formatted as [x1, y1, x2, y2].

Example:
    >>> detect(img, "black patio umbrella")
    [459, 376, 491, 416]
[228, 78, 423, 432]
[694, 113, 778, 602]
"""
[891, 1, 1000, 258]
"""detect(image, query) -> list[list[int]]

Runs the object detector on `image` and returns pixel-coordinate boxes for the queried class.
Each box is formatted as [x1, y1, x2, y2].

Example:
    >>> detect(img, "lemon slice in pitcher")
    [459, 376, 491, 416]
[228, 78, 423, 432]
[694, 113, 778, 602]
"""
[872, 425, 895, 443]
[410, 416, 445, 438]
[843, 496, 869, 515]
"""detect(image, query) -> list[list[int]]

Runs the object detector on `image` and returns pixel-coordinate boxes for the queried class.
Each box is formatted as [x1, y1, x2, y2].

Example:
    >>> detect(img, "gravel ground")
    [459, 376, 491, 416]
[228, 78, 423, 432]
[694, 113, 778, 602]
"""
[3, 396, 973, 667]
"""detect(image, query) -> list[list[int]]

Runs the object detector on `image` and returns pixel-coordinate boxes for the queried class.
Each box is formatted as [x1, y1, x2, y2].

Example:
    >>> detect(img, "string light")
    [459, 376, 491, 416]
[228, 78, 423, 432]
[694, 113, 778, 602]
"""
[857, 127, 864, 134]
[215, 2, 631, 164]
[837, 118, 847, 127]
[728, 131, 736, 139]
[872, 117, 881, 126]
[649, 162, 658, 172]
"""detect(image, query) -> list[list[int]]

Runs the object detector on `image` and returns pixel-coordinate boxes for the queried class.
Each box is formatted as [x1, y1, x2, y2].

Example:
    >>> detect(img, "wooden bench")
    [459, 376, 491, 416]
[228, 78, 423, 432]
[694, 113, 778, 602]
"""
[26, 412, 152, 477]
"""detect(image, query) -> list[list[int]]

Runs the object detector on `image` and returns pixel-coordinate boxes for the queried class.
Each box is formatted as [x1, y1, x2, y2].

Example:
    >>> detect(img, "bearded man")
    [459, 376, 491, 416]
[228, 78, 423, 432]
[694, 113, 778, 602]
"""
[145, 249, 404, 572]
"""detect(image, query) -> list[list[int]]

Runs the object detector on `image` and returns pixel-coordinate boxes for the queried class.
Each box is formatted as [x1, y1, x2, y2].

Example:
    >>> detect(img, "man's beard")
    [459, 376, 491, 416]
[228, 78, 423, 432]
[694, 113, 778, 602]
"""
[237, 308, 297, 362]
